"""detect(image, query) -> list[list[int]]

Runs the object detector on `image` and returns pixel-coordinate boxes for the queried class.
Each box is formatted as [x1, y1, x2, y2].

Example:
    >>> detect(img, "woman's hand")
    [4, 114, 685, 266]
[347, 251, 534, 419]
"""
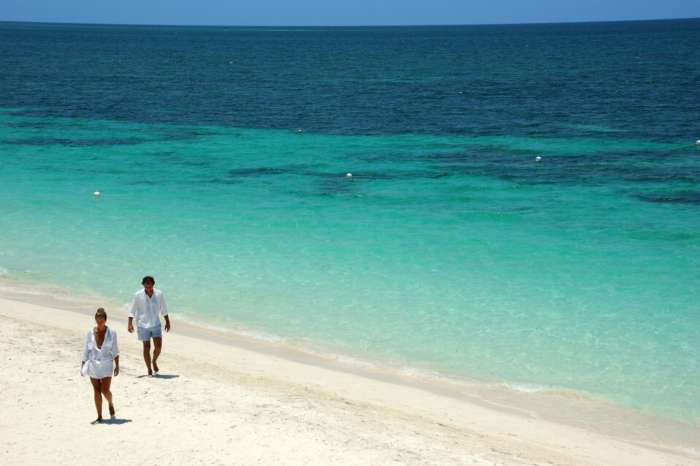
[114, 366, 120, 377]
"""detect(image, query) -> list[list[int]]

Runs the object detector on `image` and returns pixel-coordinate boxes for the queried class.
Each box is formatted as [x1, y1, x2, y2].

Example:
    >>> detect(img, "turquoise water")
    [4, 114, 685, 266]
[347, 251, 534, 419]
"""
[1, 20, 699, 421]
[1, 109, 698, 421]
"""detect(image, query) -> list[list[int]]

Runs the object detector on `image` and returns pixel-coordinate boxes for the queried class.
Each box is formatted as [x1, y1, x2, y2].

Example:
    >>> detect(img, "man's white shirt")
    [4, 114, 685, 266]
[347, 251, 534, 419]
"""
[129, 288, 168, 329]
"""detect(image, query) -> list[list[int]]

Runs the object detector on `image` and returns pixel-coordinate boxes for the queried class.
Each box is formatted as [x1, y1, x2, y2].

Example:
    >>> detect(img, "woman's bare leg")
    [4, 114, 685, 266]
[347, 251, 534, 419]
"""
[90, 378, 103, 421]
[100, 377, 115, 417]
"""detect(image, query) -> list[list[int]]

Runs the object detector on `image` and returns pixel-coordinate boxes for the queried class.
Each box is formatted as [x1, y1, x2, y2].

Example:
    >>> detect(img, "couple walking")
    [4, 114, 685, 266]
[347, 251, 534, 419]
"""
[80, 275, 171, 423]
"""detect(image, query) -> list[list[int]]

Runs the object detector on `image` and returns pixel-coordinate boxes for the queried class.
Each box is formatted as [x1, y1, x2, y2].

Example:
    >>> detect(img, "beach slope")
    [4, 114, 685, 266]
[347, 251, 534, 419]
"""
[0, 294, 697, 466]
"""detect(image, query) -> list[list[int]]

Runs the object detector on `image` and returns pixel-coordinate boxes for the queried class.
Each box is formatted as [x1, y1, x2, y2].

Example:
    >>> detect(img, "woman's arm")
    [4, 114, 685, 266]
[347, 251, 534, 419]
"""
[81, 331, 90, 364]
[113, 330, 120, 376]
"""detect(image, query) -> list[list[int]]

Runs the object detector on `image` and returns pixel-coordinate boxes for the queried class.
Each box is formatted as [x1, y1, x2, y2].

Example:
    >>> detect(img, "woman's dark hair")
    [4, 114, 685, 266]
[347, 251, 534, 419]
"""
[142, 276, 155, 285]
[95, 308, 107, 320]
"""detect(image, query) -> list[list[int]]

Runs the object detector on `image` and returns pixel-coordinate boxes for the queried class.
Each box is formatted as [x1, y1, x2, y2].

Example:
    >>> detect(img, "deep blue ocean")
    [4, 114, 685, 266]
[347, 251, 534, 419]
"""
[0, 19, 698, 421]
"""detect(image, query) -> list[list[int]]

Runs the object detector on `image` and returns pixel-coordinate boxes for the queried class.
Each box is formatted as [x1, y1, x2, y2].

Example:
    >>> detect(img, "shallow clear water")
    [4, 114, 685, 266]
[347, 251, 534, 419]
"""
[1, 20, 699, 421]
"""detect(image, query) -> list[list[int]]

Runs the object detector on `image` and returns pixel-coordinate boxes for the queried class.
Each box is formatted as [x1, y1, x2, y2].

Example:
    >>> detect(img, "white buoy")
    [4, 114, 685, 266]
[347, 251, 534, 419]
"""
[346, 173, 353, 178]
[296, 128, 303, 133]
[695, 139, 700, 145]
[535, 156, 542, 162]
[93, 191, 101, 197]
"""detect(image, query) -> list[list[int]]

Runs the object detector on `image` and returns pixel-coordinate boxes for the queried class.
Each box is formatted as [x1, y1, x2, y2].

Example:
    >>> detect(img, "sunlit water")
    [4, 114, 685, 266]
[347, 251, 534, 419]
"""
[1, 19, 699, 421]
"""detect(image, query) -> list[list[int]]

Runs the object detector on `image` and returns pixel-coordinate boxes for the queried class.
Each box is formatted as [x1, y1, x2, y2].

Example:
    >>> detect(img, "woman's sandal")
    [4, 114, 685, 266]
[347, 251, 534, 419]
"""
[109, 405, 116, 419]
[91, 418, 103, 425]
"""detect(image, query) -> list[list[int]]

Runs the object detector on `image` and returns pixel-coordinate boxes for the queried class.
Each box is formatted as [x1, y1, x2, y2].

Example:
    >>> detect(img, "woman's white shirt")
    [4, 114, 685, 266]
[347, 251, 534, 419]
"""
[81, 327, 119, 379]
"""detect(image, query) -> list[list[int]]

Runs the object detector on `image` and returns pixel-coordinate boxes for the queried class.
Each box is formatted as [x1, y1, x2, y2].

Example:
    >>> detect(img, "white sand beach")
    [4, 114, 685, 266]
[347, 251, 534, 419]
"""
[0, 279, 698, 466]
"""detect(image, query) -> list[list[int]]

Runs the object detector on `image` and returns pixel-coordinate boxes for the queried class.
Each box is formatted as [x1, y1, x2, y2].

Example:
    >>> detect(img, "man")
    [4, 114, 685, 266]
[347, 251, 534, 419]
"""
[128, 276, 171, 376]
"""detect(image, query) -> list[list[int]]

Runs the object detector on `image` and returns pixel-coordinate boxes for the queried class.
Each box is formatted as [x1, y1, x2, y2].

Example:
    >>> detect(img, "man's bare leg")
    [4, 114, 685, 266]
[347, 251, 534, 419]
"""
[142, 340, 153, 375]
[152, 337, 162, 373]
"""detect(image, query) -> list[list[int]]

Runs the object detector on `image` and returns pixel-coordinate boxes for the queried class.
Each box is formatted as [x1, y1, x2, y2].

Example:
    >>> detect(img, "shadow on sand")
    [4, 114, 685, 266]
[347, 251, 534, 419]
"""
[100, 418, 132, 425]
[136, 373, 180, 379]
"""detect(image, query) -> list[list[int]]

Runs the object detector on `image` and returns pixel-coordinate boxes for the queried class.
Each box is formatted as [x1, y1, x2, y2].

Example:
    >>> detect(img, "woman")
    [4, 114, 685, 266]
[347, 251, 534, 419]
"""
[81, 307, 119, 424]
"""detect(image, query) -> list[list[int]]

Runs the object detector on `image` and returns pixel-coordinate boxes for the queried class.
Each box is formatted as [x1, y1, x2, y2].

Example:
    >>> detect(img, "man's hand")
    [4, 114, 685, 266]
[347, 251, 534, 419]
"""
[114, 366, 119, 377]
[128, 317, 134, 333]
[164, 317, 171, 333]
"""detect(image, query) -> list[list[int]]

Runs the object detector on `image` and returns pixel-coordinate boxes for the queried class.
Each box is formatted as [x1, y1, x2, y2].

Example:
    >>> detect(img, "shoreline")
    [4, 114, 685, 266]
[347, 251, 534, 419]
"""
[0, 275, 698, 465]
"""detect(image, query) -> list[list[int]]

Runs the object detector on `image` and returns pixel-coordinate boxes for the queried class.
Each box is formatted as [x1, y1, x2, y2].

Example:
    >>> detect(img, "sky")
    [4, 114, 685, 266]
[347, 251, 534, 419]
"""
[1, 0, 700, 26]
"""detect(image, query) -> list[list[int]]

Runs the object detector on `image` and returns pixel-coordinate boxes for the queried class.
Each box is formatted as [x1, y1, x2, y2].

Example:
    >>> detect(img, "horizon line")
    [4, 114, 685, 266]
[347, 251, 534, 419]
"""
[1, 16, 699, 29]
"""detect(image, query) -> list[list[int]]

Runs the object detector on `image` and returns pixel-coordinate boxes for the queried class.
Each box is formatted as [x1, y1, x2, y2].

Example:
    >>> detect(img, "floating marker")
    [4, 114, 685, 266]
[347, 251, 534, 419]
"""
[93, 191, 101, 197]
[535, 156, 542, 162]
[346, 173, 353, 178]
[296, 128, 303, 133]
[696, 139, 700, 145]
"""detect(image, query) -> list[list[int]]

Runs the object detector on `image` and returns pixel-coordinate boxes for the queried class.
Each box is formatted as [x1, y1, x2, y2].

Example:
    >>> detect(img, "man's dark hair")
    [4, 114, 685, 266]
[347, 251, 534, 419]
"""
[142, 276, 155, 285]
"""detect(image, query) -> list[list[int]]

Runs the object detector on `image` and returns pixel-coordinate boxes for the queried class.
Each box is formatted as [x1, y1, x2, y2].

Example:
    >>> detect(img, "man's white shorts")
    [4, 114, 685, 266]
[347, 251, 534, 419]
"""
[137, 325, 162, 341]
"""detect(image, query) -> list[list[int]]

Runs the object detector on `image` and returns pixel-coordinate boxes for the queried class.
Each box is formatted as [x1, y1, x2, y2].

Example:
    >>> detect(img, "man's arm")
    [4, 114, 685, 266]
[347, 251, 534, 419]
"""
[160, 292, 171, 332]
[128, 295, 137, 333]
